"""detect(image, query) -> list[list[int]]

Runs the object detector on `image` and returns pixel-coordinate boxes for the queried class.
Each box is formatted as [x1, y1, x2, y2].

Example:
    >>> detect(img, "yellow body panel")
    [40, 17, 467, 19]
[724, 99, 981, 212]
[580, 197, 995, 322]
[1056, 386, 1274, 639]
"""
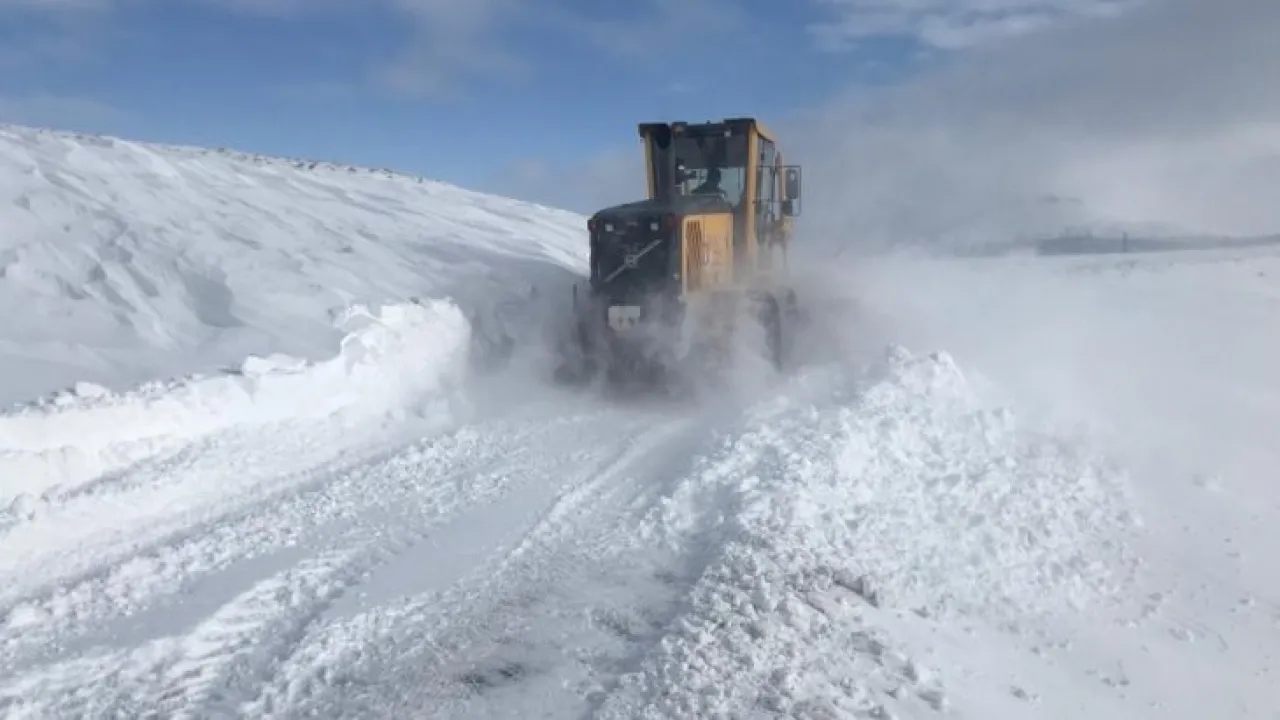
[632, 117, 800, 296]
[681, 213, 734, 296]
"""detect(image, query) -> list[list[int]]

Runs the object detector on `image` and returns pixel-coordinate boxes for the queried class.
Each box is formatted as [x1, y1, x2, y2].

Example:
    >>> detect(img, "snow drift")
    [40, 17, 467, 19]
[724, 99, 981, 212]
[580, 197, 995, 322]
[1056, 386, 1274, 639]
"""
[601, 346, 1141, 718]
[0, 124, 586, 407]
[0, 121, 593, 514]
[0, 298, 471, 508]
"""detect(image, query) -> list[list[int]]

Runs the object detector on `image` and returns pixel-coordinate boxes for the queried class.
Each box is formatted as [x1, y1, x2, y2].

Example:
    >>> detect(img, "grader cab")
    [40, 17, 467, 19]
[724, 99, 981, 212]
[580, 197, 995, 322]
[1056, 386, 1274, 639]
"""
[555, 117, 803, 388]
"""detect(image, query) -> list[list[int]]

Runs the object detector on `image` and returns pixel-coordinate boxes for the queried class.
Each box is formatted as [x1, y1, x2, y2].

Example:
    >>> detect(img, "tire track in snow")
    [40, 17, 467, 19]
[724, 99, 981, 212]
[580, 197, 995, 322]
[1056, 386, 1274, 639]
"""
[0, 399, 675, 719]
[0, 544, 372, 720]
[0, 414, 415, 608]
[240, 405, 730, 719]
[0, 418, 429, 667]
[0, 436, 490, 717]
[421, 380, 841, 719]
[0, 399, 602, 654]
[130, 453, 535, 720]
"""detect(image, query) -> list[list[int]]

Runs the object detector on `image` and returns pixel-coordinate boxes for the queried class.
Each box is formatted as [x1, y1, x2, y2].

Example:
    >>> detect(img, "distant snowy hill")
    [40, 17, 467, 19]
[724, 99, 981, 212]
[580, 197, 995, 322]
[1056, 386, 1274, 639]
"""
[0, 124, 588, 406]
[803, 189, 1260, 259]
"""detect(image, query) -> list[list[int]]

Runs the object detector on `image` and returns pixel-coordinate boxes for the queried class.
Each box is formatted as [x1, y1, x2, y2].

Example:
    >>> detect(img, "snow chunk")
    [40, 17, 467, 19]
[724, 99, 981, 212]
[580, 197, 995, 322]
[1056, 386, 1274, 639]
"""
[238, 353, 309, 378]
[0, 299, 471, 504]
[5, 492, 44, 522]
[71, 382, 109, 399]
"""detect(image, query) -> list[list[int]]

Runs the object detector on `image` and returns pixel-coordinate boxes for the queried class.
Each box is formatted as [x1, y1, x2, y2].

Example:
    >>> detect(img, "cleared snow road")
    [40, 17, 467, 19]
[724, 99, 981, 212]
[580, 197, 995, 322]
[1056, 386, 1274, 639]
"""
[0, 384, 717, 718]
[4, 348, 1143, 719]
[0, 291, 1144, 719]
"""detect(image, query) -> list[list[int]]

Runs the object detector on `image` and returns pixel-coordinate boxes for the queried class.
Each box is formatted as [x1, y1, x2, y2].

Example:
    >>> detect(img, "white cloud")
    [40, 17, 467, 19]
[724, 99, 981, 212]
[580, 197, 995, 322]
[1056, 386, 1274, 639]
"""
[0, 0, 525, 99]
[789, 0, 1280, 254]
[373, 0, 748, 98]
[0, 0, 749, 100]
[374, 0, 526, 98]
[809, 0, 1139, 50]
[0, 0, 337, 13]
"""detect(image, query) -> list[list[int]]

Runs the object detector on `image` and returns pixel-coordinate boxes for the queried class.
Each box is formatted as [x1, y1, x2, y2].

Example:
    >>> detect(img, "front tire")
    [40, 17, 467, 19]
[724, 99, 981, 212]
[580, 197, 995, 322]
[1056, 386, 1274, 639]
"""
[754, 293, 784, 372]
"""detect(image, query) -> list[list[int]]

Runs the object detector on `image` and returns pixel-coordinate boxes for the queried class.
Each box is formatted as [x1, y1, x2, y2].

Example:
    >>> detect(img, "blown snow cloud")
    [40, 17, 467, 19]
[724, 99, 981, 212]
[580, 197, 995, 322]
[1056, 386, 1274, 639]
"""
[809, 0, 1138, 50]
[794, 0, 1280, 252]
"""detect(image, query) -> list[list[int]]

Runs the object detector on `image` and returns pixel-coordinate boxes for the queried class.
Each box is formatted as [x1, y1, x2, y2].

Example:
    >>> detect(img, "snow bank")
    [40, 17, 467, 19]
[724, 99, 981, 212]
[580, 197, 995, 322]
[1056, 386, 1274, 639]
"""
[827, 248, 1280, 717]
[0, 298, 470, 505]
[0, 124, 586, 407]
[602, 346, 1141, 718]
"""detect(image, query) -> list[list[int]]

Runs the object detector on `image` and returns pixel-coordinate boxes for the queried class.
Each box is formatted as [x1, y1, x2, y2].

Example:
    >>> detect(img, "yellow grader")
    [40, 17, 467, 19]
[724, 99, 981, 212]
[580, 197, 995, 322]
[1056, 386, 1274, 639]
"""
[554, 117, 804, 389]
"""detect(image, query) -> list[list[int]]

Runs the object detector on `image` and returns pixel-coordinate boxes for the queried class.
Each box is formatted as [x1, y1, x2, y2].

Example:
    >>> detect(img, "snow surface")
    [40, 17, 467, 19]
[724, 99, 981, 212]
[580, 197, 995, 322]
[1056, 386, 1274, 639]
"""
[0, 124, 584, 407]
[0, 124, 1276, 719]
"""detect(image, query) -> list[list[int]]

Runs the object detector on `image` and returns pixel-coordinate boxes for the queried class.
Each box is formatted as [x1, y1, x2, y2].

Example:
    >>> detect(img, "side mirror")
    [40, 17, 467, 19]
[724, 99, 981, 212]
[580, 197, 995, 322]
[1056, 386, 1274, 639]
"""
[783, 166, 801, 201]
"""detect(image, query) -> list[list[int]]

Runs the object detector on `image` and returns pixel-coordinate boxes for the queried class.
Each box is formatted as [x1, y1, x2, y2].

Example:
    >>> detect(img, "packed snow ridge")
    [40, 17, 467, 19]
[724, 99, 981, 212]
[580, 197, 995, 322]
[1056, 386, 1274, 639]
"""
[597, 347, 1140, 718]
[1, 299, 472, 507]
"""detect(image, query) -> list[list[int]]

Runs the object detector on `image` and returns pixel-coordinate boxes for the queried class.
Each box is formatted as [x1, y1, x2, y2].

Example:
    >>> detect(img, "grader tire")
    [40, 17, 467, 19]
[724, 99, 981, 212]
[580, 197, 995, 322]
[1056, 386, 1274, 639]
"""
[754, 293, 784, 372]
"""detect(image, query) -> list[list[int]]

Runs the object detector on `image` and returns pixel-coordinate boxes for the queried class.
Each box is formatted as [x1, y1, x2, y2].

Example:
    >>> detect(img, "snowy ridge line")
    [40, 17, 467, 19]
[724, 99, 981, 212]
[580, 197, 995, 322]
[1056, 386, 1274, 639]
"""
[0, 298, 471, 506]
[0, 123, 580, 218]
[597, 346, 1144, 718]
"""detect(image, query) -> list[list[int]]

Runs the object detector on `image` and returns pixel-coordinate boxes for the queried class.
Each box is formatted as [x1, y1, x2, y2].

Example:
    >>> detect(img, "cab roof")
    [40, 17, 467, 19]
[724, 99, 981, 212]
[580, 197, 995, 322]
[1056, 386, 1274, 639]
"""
[637, 117, 779, 145]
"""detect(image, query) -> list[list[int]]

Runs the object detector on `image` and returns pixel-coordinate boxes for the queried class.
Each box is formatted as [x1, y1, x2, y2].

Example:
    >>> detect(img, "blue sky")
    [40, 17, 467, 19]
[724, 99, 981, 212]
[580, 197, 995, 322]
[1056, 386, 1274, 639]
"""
[0, 0, 1140, 210]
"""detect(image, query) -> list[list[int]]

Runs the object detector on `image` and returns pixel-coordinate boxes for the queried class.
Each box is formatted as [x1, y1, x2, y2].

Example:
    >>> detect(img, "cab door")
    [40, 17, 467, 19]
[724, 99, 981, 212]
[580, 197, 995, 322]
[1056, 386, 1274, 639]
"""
[753, 136, 780, 269]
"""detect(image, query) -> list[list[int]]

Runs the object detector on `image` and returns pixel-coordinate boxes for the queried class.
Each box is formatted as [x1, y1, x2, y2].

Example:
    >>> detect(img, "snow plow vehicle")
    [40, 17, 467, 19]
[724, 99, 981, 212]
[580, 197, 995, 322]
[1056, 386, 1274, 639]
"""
[554, 117, 803, 390]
